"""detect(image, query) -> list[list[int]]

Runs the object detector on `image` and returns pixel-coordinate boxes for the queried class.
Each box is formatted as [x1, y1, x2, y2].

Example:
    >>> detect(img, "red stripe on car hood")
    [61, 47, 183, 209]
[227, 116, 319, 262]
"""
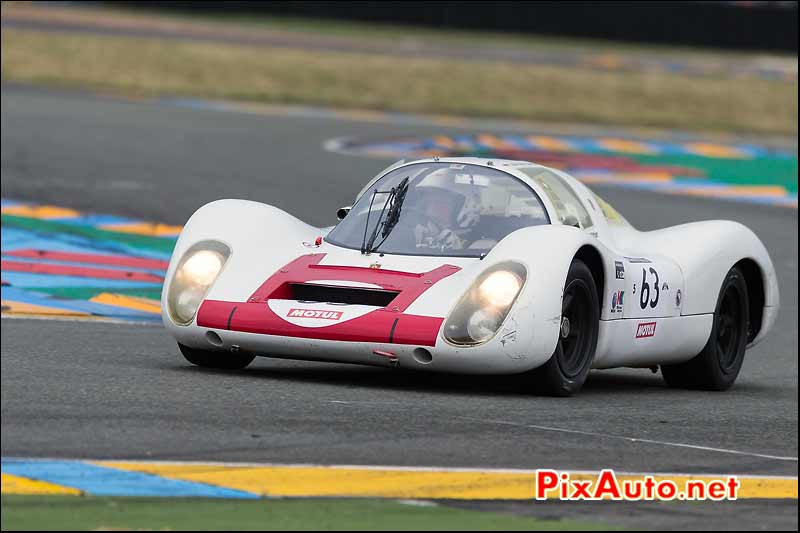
[195, 253, 460, 346]
[246, 253, 460, 312]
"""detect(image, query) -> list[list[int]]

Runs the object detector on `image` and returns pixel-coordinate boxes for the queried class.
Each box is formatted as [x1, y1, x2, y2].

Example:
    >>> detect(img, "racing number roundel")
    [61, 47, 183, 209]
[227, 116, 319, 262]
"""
[639, 267, 660, 309]
[622, 257, 682, 320]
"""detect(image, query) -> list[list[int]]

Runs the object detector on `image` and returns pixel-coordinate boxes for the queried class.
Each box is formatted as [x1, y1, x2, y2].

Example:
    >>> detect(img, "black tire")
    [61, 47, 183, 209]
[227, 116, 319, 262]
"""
[530, 259, 599, 397]
[178, 343, 255, 370]
[662, 267, 749, 391]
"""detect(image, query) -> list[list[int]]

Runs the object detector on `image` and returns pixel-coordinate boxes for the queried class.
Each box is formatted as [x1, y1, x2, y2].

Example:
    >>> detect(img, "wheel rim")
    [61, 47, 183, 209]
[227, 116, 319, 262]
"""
[556, 279, 594, 378]
[716, 284, 744, 373]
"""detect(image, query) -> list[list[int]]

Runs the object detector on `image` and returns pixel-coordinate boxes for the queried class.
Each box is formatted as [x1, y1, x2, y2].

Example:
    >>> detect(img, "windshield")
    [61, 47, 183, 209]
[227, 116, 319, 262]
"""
[326, 163, 550, 257]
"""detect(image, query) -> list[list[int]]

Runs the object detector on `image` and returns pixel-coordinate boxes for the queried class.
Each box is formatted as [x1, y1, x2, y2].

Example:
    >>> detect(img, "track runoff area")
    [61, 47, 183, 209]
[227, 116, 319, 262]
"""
[2, 458, 796, 501]
[0, 87, 797, 528]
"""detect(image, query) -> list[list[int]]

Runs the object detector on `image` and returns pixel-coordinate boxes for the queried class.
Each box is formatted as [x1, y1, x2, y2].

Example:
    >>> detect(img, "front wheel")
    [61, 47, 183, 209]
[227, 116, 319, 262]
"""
[661, 266, 749, 391]
[178, 343, 255, 370]
[529, 259, 599, 397]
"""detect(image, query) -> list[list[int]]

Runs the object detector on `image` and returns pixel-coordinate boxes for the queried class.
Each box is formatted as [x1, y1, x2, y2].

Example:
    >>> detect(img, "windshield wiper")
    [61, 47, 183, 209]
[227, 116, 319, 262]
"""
[361, 177, 409, 255]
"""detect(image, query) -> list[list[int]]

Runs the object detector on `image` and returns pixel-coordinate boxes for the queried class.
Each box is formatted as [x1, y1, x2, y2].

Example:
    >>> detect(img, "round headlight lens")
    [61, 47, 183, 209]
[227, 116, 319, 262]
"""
[178, 250, 224, 286]
[172, 286, 206, 324]
[166, 241, 230, 326]
[466, 308, 502, 344]
[478, 270, 521, 308]
[443, 261, 526, 346]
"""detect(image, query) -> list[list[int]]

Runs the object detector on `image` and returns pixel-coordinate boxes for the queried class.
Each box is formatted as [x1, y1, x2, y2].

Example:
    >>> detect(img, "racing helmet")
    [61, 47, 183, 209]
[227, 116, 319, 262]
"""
[415, 168, 482, 230]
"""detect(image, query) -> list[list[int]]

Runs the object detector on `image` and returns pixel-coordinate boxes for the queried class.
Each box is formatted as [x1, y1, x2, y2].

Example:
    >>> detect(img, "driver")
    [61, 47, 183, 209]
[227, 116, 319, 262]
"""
[412, 169, 482, 251]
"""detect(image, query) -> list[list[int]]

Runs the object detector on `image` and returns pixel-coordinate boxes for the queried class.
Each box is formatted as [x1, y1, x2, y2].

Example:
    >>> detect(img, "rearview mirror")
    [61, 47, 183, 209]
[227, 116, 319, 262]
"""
[337, 206, 352, 220]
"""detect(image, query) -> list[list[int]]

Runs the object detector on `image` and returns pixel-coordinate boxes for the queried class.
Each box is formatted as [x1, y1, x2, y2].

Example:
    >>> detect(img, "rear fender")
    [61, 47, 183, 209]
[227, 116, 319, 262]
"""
[635, 221, 779, 345]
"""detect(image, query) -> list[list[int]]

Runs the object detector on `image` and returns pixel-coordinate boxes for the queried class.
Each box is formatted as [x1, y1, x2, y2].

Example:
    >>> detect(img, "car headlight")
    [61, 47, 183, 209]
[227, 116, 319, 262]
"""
[166, 240, 231, 326]
[444, 261, 526, 346]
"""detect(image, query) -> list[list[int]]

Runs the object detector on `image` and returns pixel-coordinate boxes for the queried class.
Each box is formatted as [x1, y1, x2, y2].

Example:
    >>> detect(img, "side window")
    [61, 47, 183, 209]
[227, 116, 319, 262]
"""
[593, 193, 632, 227]
[522, 169, 593, 229]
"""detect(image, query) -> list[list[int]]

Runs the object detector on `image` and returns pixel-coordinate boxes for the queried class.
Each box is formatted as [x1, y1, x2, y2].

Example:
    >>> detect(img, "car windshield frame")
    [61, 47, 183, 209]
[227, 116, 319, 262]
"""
[325, 162, 551, 258]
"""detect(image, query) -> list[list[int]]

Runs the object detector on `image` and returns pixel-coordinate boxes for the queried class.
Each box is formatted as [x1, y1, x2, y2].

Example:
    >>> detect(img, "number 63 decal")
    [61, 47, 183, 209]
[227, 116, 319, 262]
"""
[640, 267, 660, 309]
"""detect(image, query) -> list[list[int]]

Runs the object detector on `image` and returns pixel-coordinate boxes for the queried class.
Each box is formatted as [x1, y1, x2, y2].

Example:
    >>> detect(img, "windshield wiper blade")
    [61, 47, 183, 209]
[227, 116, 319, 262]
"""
[361, 187, 395, 254]
[372, 177, 409, 253]
[361, 177, 409, 255]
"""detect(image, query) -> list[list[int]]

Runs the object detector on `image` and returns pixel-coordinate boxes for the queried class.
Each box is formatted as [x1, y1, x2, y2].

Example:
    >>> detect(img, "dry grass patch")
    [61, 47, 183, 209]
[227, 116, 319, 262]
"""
[2, 29, 796, 134]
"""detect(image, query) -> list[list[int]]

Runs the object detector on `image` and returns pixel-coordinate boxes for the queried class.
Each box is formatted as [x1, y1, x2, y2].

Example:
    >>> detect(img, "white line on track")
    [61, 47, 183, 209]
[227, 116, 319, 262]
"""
[458, 416, 798, 462]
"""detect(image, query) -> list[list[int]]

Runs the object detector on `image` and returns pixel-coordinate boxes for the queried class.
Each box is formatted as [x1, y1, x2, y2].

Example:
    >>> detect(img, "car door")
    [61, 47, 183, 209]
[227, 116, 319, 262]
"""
[621, 255, 684, 319]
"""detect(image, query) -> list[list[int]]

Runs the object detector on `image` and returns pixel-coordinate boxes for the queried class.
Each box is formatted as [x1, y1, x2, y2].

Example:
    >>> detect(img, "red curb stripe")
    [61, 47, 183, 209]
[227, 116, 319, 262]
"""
[1, 260, 164, 282]
[6, 249, 169, 271]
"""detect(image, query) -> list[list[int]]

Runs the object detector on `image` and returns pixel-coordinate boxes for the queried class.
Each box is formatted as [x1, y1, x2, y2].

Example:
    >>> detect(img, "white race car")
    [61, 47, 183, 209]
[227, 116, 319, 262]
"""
[162, 158, 778, 396]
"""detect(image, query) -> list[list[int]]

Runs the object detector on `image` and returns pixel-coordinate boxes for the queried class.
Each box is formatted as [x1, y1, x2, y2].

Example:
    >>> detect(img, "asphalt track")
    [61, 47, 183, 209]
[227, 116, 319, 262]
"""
[1, 85, 798, 529]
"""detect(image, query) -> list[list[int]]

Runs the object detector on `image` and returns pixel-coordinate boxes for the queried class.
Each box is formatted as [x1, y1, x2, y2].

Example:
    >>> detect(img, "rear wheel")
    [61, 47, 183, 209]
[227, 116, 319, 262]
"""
[178, 343, 255, 370]
[662, 266, 749, 391]
[530, 259, 599, 397]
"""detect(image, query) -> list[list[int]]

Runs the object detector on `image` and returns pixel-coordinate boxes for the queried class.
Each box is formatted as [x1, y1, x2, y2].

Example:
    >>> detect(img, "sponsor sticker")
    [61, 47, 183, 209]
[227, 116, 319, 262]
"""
[636, 321, 657, 338]
[626, 257, 652, 264]
[615, 261, 625, 280]
[611, 290, 624, 314]
[287, 309, 342, 320]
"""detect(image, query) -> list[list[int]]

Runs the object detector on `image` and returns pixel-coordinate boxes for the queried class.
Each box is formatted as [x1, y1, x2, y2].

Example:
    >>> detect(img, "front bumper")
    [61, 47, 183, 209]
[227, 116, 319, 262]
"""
[167, 302, 550, 375]
[197, 299, 443, 347]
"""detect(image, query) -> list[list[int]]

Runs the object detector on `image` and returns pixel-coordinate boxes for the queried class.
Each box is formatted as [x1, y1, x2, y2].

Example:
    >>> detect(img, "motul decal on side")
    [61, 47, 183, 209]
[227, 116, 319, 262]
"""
[635, 321, 657, 338]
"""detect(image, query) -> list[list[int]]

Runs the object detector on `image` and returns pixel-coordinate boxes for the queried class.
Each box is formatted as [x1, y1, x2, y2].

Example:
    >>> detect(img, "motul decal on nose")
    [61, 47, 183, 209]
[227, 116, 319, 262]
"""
[287, 309, 342, 320]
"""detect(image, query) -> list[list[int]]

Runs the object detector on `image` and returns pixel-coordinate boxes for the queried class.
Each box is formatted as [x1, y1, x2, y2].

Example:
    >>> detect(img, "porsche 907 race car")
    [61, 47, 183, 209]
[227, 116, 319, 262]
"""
[162, 158, 778, 395]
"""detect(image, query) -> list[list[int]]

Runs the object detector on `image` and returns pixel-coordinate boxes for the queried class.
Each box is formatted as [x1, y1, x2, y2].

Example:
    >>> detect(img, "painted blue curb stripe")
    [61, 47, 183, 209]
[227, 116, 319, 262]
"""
[349, 135, 798, 160]
[1, 286, 161, 319]
[1, 206, 132, 225]
[1, 272, 163, 290]
[1, 460, 259, 498]
[59, 215, 138, 226]
[0, 228, 113, 253]
[503, 134, 534, 150]
[589, 180, 793, 206]
[0, 255, 166, 277]
[1, 225, 176, 255]
[1, 225, 176, 261]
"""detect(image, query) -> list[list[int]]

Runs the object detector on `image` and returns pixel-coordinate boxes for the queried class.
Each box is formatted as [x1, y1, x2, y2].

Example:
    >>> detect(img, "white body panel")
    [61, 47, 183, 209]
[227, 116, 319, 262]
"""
[162, 158, 779, 375]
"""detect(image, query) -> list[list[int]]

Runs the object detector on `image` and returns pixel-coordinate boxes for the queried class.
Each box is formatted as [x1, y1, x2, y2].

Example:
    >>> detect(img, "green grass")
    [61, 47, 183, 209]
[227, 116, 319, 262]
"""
[45, 2, 800, 60]
[0, 495, 610, 531]
[1, 28, 796, 135]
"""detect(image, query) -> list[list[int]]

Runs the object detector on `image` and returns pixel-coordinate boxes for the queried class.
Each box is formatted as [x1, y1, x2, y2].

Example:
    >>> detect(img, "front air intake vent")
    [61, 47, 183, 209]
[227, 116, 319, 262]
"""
[287, 283, 398, 307]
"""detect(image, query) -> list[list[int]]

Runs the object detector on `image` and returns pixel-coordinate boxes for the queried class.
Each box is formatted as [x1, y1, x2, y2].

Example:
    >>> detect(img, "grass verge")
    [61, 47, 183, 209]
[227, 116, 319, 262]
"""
[1, 28, 796, 135]
[0, 495, 609, 531]
[5, 2, 796, 61]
